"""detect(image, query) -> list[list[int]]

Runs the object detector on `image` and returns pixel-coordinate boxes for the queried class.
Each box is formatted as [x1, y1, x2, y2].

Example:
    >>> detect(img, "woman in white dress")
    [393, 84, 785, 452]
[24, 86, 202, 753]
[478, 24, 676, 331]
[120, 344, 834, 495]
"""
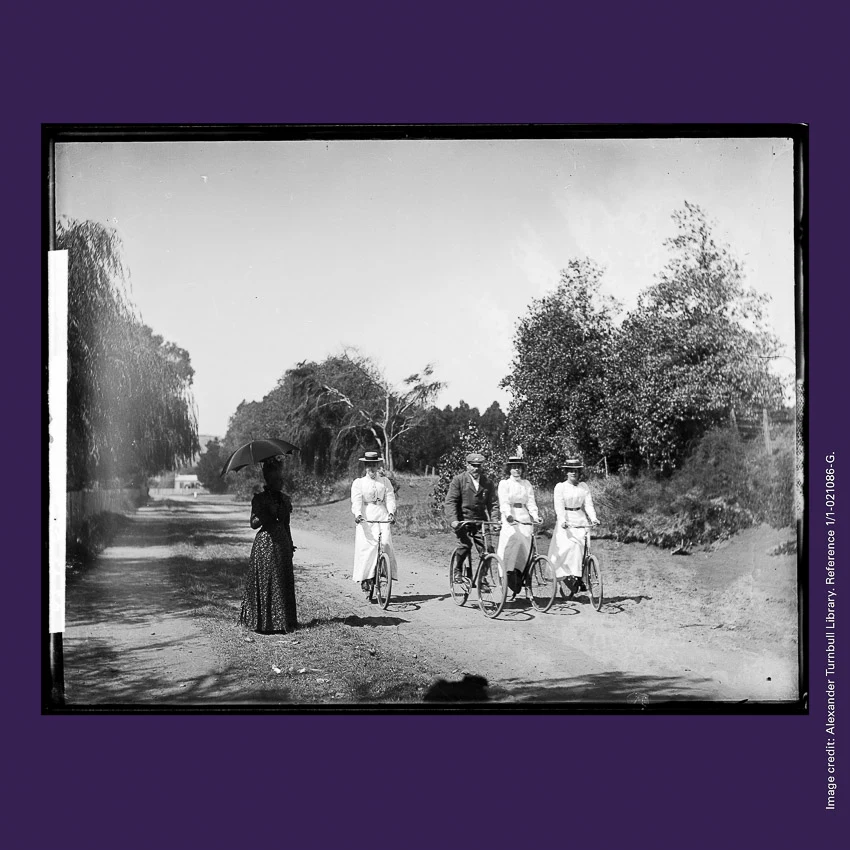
[547, 458, 599, 595]
[351, 450, 397, 594]
[496, 452, 541, 598]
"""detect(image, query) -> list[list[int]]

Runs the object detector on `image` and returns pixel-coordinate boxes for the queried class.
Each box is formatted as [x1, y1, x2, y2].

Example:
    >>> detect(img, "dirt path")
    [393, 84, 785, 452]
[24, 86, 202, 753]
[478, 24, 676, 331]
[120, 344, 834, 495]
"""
[63, 500, 254, 704]
[290, 523, 797, 704]
[63, 493, 799, 706]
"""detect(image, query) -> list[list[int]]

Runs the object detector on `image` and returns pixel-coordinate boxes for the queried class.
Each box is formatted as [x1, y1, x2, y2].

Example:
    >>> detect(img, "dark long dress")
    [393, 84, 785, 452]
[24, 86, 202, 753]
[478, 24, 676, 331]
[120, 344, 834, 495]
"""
[239, 487, 298, 633]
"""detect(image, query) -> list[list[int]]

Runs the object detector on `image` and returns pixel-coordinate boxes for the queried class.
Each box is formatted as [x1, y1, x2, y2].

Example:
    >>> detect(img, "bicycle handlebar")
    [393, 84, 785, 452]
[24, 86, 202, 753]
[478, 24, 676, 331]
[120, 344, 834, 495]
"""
[514, 520, 543, 526]
[456, 519, 501, 527]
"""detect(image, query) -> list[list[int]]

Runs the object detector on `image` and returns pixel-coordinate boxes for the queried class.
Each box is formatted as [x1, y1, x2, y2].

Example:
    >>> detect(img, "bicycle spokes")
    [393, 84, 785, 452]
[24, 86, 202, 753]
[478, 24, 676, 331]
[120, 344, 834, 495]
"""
[450, 551, 470, 606]
[477, 553, 507, 618]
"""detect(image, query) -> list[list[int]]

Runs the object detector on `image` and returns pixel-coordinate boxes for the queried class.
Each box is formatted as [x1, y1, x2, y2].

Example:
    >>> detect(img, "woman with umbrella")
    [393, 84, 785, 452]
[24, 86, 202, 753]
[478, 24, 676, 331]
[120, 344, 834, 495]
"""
[239, 455, 298, 634]
[351, 451, 397, 595]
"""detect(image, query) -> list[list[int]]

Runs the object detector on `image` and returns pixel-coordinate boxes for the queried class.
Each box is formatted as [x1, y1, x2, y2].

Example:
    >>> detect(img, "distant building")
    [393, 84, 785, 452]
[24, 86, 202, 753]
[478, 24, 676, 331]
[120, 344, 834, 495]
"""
[175, 474, 201, 490]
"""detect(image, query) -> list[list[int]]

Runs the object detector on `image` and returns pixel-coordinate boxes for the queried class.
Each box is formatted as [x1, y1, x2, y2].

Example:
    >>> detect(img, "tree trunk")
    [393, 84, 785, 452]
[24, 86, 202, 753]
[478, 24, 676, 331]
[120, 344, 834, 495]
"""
[762, 407, 771, 454]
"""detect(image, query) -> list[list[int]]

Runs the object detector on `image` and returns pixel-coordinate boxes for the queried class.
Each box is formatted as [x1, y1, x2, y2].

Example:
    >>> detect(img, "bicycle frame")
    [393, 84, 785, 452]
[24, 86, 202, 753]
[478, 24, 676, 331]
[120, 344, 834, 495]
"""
[455, 520, 500, 582]
[514, 520, 543, 582]
[563, 522, 603, 611]
[450, 520, 507, 617]
[360, 519, 391, 569]
[565, 522, 592, 566]
[362, 519, 393, 608]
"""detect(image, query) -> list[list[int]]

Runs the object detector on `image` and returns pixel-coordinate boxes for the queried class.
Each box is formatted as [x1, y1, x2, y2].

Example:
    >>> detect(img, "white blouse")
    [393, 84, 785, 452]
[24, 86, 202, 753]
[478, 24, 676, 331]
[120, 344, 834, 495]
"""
[351, 475, 396, 517]
[498, 478, 540, 521]
[553, 480, 597, 523]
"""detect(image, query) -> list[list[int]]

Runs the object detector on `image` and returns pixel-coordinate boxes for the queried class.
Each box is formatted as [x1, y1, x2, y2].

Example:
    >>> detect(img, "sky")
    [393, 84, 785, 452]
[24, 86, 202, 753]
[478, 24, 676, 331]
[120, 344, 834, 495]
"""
[55, 135, 796, 438]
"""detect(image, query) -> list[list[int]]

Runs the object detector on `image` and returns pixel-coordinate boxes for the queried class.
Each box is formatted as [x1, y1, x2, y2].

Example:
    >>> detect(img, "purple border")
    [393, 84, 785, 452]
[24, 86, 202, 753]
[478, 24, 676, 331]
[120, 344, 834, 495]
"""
[12, 3, 849, 846]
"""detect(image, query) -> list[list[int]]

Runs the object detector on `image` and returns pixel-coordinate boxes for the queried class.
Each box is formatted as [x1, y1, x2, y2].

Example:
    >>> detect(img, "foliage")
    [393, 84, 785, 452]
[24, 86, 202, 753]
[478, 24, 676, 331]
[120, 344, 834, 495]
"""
[501, 258, 618, 485]
[195, 439, 230, 494]
[296, 348, 445, 471]
[66, 512, 130, 568]
[392, 400, 508, 472]
[480, 400, 509, 443]
[226, 460, 339, 504]
[223, 351, 443, 477]
[499, 204, 786, 477]
[600, 203, 783, 472]
[593, 425, 795, 548]
[59, 217, 199, 489]
[428, 421, 512, 519]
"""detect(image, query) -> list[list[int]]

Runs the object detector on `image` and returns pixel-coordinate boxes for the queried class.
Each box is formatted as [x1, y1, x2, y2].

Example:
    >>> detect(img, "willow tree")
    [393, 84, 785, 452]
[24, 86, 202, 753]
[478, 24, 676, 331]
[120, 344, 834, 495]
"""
[58, 217, 199, 489]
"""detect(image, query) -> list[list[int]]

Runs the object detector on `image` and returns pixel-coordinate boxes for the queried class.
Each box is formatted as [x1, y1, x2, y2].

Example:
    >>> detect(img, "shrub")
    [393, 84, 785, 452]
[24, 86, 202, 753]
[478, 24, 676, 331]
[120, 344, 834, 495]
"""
[428, 422, 512, 522]
[66, 511, 129, 567]
[227, 465, 339, 504]
[592, 425, 795, 549]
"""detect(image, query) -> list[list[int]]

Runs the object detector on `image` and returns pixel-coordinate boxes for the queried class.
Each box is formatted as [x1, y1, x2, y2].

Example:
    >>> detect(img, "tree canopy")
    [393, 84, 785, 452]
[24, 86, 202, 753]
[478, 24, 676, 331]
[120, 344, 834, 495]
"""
[501, 203, 785, 478]
[501, 258, 618, 485]
[195, 439, 230, 494]
[292, 348, 445, 471]
[601, 202, 783, 470]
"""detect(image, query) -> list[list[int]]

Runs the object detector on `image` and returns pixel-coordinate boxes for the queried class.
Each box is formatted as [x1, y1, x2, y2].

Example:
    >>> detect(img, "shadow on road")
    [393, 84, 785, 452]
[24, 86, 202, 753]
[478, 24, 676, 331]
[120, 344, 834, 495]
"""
[490, 669, 716, 704]
[64, 634, 292, 705]
[336, 614, 409, 628]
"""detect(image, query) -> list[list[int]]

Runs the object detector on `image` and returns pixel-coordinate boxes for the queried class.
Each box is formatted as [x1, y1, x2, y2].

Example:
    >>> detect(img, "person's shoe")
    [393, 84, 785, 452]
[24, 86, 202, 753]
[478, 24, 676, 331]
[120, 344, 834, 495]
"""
[577, 579, 587, 592]
[453, 569, 465, 583]
[360, 580, 370, 593]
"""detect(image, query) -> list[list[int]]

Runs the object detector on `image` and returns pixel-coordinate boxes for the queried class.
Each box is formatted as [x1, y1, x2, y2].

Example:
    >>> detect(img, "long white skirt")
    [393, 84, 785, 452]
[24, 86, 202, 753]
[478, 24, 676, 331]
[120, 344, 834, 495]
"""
[496, 505, 534, 574]
[547, 519, 588, 578]
[352, 501, 398, 582]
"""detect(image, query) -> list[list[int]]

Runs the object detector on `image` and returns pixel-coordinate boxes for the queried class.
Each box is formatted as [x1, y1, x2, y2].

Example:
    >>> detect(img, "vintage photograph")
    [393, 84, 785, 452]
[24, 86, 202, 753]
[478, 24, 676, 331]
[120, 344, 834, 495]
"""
[47, 127, 803, 710]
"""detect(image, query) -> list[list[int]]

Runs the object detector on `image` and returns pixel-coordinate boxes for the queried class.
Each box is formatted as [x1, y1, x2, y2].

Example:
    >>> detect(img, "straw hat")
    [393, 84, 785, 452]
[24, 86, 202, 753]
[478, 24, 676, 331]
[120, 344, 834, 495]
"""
[359, 451, 382, 463]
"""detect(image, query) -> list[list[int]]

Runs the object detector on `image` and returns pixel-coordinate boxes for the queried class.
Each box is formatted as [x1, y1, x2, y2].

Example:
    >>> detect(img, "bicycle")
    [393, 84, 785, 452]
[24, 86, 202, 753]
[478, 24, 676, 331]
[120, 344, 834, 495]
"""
[558, 523, 603, 611]
[510, 521, 558, 612]
[360, 519, 394, 609]
[449, 520, 508, 618]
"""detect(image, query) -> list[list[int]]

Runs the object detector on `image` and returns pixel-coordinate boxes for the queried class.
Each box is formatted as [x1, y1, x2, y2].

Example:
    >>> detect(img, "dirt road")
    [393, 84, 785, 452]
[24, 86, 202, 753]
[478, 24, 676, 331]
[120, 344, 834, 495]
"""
[63, 493, 800, 706]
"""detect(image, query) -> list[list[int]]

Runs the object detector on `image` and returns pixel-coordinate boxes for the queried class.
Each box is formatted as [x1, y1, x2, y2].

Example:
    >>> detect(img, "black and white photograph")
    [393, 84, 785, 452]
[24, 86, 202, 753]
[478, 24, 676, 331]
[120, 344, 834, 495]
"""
[47, 127, 803, 710]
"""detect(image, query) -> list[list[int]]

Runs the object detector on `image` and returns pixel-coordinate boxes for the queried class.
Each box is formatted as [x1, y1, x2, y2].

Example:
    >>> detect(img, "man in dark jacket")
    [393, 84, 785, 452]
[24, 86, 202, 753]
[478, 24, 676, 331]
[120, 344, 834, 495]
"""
[443, 452, 499, 580]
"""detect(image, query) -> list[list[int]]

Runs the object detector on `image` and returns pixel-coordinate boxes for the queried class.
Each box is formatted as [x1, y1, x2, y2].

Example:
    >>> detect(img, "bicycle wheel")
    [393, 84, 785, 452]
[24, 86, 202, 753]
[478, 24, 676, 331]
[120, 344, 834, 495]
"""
[376, 553, 392, 609]
[449, 550, 470, 606]
[529, 555, 558, 612]
[477, 553, 508, 619]
[585, 554, 603, 611]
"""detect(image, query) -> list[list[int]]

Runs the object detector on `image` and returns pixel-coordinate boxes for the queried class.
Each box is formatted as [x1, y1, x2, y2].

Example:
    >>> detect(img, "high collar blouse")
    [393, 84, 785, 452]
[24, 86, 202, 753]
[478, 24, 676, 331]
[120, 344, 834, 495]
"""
[553, 480, 598, 522]
[498, 477, 539, 520]
[351, 474, 397, 517]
